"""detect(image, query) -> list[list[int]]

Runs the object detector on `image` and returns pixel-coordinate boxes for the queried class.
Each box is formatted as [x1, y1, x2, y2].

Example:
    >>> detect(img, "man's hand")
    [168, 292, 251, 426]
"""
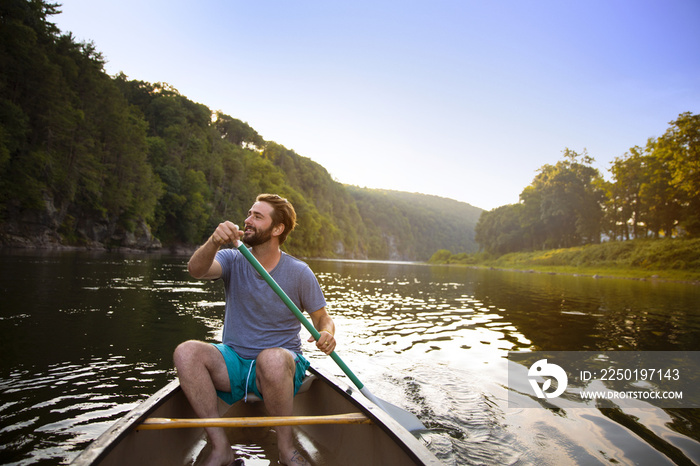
[309, 308, 335, 355]
[309, 330, 336, 355]
[188, 221, 243, 279]
[211, 221, 244, 247]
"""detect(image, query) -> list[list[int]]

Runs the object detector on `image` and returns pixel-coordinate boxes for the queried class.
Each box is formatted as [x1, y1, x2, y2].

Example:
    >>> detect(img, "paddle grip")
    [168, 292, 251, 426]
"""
[236, 242, 365, 391]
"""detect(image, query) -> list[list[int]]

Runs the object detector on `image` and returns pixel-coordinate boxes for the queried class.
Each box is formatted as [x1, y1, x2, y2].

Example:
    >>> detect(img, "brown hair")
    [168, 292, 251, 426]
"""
[256, 193, 297, 245]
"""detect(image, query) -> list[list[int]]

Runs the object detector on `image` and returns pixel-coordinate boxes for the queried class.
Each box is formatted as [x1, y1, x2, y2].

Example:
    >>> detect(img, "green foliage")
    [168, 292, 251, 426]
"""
[433, 239, 700, 281]
[429, 249, 486, 265]
[525, 149, 605, 248]
[652, 112, 700, 235]
[510, 238, 700, 274]
[348, 188, 482, 260]
[475, 115, 700, 256]
[476, 149, 605, 254]
[0, 0, 482, 259]
[475, 203, 529, 255]
[429, 249, 453, 264]
[0, 0, 162, 237]
[13, 0, 697, 264]
[606, 138, 688, 240]
[214, 112, 264, 149]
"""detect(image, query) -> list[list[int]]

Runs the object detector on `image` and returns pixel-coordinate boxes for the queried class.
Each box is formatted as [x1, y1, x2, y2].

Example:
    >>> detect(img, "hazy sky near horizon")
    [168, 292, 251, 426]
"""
[53, 0, 699, 210]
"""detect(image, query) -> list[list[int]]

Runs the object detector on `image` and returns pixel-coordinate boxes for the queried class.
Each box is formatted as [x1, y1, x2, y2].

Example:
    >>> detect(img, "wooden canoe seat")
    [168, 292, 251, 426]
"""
[244, 374, 317, 403]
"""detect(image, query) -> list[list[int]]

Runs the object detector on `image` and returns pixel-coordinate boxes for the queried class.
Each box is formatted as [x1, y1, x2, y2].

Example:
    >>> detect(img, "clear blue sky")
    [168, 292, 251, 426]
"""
[52, 0, 700, 210]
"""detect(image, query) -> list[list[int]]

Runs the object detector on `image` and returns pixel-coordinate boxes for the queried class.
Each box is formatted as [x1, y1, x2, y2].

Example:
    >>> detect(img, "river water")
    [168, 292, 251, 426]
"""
[0, 250, 699, 465]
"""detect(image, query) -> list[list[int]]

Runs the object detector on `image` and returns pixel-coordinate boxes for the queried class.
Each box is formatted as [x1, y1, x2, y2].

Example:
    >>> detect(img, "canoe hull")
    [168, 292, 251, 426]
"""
[71, 366, 440, 465]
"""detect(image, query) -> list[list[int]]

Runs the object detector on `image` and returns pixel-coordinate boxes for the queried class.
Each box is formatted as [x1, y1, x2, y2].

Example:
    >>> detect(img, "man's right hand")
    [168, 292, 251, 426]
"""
[188, 221, 242, 279]
[211, 221, 244, 247]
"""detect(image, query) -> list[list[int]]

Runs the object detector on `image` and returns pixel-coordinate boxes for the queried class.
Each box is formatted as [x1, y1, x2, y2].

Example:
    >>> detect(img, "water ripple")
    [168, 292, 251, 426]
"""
[0, 357, 169, 465]
[3, 254, 700, 465]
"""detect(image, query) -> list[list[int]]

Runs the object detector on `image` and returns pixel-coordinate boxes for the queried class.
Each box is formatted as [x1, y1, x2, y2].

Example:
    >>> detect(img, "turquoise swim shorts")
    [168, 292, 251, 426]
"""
[212, 343, 310, 405]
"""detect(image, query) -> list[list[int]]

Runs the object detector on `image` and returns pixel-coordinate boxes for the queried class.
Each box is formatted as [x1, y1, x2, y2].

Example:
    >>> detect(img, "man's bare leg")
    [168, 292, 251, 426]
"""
[255, 348, 309, 465]
[174, 340, 236, 466]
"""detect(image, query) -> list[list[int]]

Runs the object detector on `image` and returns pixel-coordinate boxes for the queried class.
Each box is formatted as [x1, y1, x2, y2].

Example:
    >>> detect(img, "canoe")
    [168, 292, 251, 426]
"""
[70, 365, 441, 465]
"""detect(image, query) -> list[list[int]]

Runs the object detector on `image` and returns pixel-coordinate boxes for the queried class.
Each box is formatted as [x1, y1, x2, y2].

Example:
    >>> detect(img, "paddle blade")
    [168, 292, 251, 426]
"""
[360, 386, 426, 433]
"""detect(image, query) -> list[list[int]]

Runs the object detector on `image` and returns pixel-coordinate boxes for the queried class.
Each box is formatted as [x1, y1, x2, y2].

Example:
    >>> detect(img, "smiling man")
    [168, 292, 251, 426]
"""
[174, 194, 335, 466]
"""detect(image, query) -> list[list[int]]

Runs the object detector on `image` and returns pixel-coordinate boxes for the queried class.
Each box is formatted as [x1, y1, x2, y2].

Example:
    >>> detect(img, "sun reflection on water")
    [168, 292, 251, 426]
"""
[3, 253, 699, 465]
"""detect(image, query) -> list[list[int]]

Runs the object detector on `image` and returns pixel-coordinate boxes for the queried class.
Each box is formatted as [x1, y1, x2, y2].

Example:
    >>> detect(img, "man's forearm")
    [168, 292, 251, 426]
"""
[187, 237, 219, 279]
[311, 310, 335, 335]
[309, 308, 336, 354]
[188, 222, 241, 279]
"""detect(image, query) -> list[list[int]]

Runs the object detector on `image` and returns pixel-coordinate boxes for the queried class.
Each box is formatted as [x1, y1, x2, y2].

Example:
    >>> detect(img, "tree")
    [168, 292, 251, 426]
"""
[0, 0, 162, 241]
[0, 0, 65, 210]
[638, 139, 682, 238]
[475, 204, 527, 254]
[0, 0, 486, 258]
[214, 112, 265, 149]
[522, 149, 604, 248]
[608, 147, 645, 239]
[653, 112, 700, 235]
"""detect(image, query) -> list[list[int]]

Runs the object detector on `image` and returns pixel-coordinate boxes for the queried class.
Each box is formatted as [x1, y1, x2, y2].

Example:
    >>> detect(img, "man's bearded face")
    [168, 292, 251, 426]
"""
[243, 222, 274, 246]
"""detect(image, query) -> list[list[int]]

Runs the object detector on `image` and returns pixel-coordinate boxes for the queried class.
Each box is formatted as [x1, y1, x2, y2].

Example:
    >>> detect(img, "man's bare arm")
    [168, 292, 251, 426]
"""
[188, 221, 242, 279]
[309, 307, 336, 355]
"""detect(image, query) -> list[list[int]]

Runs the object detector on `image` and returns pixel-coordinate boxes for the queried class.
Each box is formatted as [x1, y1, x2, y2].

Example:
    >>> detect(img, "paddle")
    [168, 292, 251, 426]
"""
[235, 241, 426, 433]
[138, 412, 371, 430]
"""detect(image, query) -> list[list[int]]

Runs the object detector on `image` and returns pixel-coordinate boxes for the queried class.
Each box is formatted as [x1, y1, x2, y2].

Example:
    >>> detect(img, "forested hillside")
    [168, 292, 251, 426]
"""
[348, 188, 481, 260]
[0, 1, 481, 260]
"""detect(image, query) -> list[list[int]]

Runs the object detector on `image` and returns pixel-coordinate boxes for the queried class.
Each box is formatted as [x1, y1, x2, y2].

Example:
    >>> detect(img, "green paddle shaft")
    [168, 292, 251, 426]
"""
[236, 242, 365, 391]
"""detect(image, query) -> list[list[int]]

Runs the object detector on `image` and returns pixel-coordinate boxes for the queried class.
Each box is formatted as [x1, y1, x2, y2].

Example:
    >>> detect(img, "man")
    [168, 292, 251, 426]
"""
[174, 194, 335, 466]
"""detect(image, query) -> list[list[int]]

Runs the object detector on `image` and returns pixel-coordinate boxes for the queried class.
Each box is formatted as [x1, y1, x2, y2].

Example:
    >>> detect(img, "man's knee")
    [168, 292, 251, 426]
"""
[173, 340, 205, 368]
[256, 348, 295, 379]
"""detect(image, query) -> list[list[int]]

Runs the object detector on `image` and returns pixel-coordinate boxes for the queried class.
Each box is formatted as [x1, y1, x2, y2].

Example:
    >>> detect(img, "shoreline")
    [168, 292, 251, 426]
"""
[3, 243, 699, 285]
[430, 239, 700, 285]
[459, 263, 700, 285]
[0, 242, 196, 256]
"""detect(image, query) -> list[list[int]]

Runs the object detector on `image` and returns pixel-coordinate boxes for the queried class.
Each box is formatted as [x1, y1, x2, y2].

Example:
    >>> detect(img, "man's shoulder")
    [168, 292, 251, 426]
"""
[280, 252, 311, 271]
[215, 247, 240, 265]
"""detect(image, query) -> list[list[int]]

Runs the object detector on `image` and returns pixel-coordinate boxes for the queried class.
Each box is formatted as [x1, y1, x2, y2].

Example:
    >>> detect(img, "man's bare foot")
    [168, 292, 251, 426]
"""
[279, 448, 309, 465]
[201, 446, 236, 466]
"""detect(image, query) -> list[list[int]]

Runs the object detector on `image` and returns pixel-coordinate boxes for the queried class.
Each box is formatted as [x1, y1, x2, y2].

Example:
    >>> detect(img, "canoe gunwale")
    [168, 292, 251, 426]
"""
[70, 379, 183, 465]
[70, 366, 441, 465]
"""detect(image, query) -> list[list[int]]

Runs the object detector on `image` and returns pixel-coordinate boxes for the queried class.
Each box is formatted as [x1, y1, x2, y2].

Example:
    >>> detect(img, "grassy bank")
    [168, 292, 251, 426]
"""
[429, 238, 700, 282]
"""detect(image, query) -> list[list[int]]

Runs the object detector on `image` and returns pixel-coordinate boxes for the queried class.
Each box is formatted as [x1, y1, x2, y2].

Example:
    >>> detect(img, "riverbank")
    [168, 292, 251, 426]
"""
[429, 238, 700, 283]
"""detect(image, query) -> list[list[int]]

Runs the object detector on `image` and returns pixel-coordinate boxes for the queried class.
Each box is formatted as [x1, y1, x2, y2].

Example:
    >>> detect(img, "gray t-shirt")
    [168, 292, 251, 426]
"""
[215, 248, 327, 360]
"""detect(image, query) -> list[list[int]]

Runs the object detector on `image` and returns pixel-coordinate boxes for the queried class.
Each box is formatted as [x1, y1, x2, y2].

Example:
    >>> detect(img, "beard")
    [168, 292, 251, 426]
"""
[242, 224, 274, 247]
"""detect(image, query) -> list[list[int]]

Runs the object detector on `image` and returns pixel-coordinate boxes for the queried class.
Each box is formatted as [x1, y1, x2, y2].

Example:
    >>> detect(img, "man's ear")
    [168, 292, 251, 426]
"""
[273, 224, 285, 237]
